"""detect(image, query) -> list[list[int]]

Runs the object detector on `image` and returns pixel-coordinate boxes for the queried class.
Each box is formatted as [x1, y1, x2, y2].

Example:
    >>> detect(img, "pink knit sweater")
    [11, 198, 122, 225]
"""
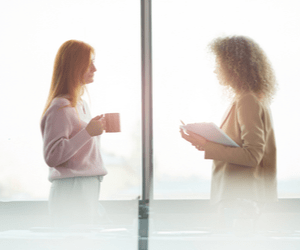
[41, 97, 107, 182]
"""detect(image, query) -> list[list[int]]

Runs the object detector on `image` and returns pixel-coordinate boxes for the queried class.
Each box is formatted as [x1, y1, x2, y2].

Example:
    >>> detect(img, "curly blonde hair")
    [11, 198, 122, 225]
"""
[209, 36, 277, 105]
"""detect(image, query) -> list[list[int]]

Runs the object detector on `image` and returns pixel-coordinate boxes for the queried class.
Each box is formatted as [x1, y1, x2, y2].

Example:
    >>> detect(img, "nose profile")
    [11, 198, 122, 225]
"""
[92, 63, 97, 72]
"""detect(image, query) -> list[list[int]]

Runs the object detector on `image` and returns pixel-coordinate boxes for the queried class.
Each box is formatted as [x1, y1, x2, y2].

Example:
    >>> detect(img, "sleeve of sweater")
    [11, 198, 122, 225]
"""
[204, 94, 265, 167]
[41, 100, 92, 167]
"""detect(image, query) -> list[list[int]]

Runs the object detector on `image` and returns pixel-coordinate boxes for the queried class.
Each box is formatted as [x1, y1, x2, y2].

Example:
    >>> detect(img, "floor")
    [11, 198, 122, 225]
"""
[1, 225, 300, 250]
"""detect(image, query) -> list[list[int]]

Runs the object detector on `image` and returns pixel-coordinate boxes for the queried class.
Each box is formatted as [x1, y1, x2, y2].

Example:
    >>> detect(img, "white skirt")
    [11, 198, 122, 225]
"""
[49, 176, 104, 227]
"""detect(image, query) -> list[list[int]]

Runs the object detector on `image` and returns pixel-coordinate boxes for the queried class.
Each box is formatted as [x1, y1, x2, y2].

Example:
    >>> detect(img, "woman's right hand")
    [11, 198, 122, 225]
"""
[86, 115, 106, 136]
[180, 128, 207, 151]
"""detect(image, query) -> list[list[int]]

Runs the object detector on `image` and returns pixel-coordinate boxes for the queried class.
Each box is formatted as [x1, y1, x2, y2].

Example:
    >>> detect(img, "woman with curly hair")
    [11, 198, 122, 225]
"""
[180, 36, 278, 230]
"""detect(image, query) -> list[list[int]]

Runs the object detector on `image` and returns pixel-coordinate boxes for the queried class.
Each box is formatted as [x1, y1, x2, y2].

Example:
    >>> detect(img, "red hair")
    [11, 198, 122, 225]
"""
[42, 40, 94, 117]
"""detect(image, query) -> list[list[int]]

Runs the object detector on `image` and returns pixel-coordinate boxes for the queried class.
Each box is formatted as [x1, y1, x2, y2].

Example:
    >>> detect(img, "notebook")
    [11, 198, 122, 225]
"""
[181, 122, 239, 147]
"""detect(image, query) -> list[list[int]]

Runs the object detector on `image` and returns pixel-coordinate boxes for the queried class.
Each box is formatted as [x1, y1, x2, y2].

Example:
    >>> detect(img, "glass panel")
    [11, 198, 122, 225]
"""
[152, 0, 300, 199]
[0, 0, 141, 201]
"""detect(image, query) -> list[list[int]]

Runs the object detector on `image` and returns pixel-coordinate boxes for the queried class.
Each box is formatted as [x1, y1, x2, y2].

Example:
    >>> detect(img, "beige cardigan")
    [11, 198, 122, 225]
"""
[204, 93, 277, 204]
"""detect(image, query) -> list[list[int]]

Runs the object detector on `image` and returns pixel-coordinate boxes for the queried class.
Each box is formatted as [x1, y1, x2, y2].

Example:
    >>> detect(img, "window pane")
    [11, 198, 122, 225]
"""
[152, 0, 300, 199]
[0, 0, 141, 201]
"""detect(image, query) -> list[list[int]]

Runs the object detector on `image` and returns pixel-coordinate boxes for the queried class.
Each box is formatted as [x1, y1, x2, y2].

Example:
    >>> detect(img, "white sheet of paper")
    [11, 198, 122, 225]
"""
[181, 122, 240, 147]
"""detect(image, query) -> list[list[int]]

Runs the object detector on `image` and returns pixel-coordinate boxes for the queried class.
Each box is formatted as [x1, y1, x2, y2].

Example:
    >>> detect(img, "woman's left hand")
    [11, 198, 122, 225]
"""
[180, 128, 207, 151]
[86, 115, 106, 136]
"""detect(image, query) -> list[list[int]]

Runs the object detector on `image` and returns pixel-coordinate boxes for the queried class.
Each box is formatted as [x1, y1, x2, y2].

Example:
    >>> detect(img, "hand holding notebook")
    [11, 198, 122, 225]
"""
[180, 121, 239, 147]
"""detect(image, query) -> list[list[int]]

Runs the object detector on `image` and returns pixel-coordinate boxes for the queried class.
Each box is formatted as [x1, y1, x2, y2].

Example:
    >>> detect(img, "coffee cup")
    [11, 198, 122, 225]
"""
[104, 113, 121, 133]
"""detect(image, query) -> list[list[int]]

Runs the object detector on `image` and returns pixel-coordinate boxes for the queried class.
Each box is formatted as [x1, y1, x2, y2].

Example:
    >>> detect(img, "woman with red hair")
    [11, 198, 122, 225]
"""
[41, 40, 107, 227]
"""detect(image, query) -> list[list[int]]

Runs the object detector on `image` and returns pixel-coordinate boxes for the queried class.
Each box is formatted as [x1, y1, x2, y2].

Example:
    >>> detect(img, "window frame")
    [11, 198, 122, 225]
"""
[1, 2, 300, 248]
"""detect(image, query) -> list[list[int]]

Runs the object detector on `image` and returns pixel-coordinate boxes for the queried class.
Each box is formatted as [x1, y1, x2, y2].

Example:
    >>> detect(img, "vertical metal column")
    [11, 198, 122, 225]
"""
[141, 0, 153, 205]
[139, 0, 153, 250]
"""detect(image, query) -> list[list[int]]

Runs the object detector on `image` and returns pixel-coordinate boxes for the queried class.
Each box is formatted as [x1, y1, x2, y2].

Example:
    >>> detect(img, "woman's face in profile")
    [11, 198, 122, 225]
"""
[83, 54, 97, 84]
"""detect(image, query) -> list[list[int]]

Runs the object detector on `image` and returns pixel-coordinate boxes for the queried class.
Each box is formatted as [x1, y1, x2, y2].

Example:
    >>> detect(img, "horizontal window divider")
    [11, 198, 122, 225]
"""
[1, 199, 300, 215]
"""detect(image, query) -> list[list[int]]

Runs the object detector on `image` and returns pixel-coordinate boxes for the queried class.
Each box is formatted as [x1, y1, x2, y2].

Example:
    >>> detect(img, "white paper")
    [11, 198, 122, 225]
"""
[181, 122, 240, 147]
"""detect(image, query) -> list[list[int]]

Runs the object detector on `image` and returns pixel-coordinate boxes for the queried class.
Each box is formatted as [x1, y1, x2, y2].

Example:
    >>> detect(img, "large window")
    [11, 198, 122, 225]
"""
[1, 2, 300, 249]
[1, 0, 300, 202]
[152, 0, 300, 199]
[0, 0, 141, 201]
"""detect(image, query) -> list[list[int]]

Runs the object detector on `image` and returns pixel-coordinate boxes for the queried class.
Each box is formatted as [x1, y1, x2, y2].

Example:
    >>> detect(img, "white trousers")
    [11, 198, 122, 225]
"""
[49, 176, 104, 227]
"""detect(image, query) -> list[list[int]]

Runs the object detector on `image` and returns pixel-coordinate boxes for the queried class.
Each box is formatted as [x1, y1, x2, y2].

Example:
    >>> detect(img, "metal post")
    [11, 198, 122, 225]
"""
[139, 0, 153, 249]
[141, 0, 153, 203]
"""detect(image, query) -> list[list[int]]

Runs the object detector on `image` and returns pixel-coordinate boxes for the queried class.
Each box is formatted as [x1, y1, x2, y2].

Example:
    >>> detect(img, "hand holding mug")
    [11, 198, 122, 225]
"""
[86, 115, 106, 136]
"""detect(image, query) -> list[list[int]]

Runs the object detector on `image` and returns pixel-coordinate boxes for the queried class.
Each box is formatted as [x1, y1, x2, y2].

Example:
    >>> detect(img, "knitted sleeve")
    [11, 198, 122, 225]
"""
[41, 99, 92, 167]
